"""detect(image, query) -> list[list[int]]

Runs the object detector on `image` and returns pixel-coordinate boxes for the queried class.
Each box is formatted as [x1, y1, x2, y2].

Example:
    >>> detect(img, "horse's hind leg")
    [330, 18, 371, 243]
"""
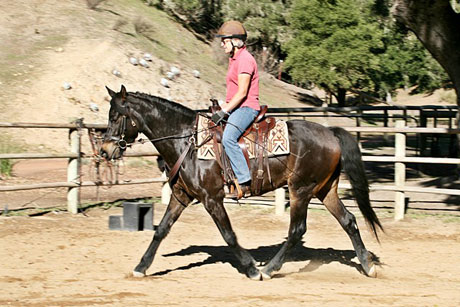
[317, 179, 376, 277]
[133, 188, 191, 277]
[261, 182, 313, 279]
[203, 197, 261, 280]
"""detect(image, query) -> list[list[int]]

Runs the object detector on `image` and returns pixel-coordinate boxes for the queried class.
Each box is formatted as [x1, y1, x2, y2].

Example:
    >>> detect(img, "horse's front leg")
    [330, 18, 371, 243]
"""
[133, 187, 191, 277]
[203, 196, 261, 280]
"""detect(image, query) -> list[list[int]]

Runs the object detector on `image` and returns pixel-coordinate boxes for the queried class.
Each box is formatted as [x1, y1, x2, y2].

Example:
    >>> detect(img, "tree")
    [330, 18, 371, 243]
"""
[284, 0, 388, 106]
[283, 0, 449, 106]
[223, 0, 292, 73]
[370, 22, 449, 98]
[392, 0, 460, 105]
[150, 0, 224, 38]
[153, 0, 291, 72]
[392, 0, 460, 160]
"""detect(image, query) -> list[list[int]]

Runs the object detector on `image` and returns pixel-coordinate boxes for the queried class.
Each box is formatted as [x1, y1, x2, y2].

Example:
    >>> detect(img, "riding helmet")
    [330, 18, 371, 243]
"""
[216, 20, 247, 41]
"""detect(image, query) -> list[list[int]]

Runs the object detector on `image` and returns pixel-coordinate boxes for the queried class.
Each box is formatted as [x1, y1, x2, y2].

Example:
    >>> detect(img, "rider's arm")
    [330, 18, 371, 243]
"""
[222, 73, 251, 113]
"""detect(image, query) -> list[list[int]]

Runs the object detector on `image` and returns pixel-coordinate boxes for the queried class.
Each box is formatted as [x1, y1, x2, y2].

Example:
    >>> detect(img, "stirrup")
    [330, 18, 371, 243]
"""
[226, 179, 251, 200]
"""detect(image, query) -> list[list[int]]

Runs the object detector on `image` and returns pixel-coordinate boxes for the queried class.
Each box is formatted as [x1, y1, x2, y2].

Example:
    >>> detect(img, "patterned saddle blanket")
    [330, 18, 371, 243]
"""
[196, 115, 290, 160]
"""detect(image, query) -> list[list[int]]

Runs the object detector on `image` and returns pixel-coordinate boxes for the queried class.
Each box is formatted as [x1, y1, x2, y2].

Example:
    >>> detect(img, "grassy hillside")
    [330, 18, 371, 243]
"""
[0, 0, 318, 152]
[0, 0, 313, 123]
[0, 1, 454, 154]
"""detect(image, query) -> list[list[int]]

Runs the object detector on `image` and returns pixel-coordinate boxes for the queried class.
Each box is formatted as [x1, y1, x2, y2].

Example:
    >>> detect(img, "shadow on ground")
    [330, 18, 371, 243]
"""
[149, 241, 380, 278]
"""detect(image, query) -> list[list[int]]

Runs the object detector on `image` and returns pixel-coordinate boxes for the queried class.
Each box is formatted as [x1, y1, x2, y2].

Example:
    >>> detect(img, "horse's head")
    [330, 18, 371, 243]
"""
[100, 85, 140, 160]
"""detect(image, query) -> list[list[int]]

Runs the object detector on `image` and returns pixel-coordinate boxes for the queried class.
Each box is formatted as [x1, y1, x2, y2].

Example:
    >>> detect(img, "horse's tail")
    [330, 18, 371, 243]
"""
[329, 126, 383, 241]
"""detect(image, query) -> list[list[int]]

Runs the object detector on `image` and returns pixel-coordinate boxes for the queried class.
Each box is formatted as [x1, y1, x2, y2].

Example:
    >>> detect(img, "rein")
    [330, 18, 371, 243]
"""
[111, 112, 215, 194]
[109, 104, 296, 206]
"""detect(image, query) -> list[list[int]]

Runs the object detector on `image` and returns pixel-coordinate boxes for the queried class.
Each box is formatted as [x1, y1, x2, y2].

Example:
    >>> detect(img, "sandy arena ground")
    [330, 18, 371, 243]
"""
[1, 193, 459, 306]
[0, 2, 459, 305]
[1, 157, 460, 306]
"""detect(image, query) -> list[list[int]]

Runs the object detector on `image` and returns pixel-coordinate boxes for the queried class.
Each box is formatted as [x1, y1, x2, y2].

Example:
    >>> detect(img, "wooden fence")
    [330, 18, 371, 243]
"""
[0, 121, 164, 214]
[1, 106, 459, 219]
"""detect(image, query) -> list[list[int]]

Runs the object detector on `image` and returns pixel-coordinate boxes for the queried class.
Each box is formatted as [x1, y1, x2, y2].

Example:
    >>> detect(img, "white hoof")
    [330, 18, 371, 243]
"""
[260, 271, 272, 280]
[367, 265, 377, 278]
[132, 271, 145, 278]
[249, 272, 262, 281]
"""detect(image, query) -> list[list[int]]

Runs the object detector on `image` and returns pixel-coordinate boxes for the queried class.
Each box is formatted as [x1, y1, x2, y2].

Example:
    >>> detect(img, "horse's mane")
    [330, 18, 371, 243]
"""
[127, 91, 196, 120]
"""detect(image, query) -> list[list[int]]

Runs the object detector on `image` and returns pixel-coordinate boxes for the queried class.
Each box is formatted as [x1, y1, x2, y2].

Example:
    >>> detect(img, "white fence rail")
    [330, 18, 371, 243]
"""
[1, 114, 459, 219]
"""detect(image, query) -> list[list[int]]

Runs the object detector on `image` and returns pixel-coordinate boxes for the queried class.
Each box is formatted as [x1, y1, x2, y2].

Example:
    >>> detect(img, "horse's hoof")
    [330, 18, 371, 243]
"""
[260, 270, 272, 280]
[132, 270, 145, 278]
[366, 264, 377, 278]
[247, 268, 263, 281]
[248, 272, 262, 281]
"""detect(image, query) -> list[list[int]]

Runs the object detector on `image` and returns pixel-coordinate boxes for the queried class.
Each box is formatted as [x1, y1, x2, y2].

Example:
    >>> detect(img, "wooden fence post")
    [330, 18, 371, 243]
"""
[161, 183, 171, 205]
[383, 109, 389, 144]
[67, 127, 81, 214]
[275, 187, 286, 215]
[355, 109, 362, 144]
[394, 120, 406, 220]
[160, 171, 171, 205]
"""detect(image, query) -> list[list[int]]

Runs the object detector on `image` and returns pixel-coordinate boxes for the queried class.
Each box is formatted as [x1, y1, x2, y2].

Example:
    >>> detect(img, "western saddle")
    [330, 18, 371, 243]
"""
[206, 99, 276, 199]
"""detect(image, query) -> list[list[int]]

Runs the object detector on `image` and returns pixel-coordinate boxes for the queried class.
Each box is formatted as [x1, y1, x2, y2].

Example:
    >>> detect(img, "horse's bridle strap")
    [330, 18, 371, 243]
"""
[168, 142, 193, 187]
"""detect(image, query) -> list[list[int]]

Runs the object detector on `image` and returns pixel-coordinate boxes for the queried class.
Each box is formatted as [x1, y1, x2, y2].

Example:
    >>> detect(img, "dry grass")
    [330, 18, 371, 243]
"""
[86, 0, 107, 10]
[440, 90, 457, 104]
[133, 18, 155, 36]
[112, 19, 128, 31]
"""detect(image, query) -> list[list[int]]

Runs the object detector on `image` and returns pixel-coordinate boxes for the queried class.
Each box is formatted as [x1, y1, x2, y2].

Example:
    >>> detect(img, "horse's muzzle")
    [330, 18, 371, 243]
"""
[100, 141, 123, 160]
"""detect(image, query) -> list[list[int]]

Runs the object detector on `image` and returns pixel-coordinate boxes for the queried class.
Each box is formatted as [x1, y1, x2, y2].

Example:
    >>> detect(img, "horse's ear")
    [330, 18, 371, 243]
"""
[106, 86, 116, 98]
[120, 85, 127, 102]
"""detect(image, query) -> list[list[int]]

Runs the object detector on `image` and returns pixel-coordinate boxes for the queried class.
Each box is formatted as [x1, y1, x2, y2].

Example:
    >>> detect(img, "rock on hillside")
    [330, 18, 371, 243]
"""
[0, 1, 229, 151]
[0, 0, 324, 153]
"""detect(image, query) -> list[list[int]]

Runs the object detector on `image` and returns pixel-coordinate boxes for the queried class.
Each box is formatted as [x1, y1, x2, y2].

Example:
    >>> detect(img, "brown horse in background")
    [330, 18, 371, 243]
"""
[101, 85, 383, 280]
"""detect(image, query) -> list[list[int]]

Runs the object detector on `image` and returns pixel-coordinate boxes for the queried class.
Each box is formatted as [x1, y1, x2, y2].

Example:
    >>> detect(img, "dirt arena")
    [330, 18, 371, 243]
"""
[1, 1, 459, 305]
[1, 188, 459, 306]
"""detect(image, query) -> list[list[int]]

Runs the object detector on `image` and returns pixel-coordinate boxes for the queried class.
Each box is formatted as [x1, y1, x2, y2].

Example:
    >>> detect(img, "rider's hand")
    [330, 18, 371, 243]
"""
[211, 110, 227, 125]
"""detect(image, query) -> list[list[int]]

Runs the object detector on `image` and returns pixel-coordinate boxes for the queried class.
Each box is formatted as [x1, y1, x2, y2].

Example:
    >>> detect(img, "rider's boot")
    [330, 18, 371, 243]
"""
[226, 180, 251, 200]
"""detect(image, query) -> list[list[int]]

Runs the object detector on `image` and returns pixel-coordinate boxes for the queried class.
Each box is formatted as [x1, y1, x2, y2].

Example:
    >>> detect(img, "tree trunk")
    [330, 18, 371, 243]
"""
[393, 0, 460, 166]
[337, 88, 346, 107]
[392, 0, 460, 106]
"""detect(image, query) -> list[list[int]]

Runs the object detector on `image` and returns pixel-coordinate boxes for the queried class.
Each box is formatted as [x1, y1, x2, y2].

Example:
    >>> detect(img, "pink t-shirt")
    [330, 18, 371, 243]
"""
[225, 47, 260, 111]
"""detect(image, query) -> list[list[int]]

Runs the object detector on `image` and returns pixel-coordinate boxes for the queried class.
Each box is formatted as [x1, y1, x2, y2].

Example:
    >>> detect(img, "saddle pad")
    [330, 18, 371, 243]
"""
[197, 116, 290, 160]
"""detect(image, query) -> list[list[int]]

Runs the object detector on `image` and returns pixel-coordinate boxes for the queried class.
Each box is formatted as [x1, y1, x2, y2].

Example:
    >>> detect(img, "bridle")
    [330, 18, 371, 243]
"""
[107, 114, 135, 152]
[105, 111, 219, 208]
[106, 112, 214, 193]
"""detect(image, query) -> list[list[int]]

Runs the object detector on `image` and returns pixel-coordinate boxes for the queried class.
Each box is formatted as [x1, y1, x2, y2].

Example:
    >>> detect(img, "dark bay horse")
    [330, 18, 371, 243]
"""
[101, 85, 383, 280]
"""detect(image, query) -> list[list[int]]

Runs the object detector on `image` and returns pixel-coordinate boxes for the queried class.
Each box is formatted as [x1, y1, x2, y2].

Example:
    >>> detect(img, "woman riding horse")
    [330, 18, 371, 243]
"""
[212, 20, 261, 199]
[101, 85, 383, 280]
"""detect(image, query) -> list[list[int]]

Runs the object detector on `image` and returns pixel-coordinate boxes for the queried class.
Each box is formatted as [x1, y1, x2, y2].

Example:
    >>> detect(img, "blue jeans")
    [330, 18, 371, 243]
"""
[222, 107, 259, 184]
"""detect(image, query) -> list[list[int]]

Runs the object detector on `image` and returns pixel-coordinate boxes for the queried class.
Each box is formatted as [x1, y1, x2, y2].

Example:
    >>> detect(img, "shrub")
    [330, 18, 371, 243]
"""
[0, 159, 13, 178]
[133, 18, 154, 36]
[86, 0, 106, 10]
[0, 136, 22, 178]
[113, 19, 128, 31]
